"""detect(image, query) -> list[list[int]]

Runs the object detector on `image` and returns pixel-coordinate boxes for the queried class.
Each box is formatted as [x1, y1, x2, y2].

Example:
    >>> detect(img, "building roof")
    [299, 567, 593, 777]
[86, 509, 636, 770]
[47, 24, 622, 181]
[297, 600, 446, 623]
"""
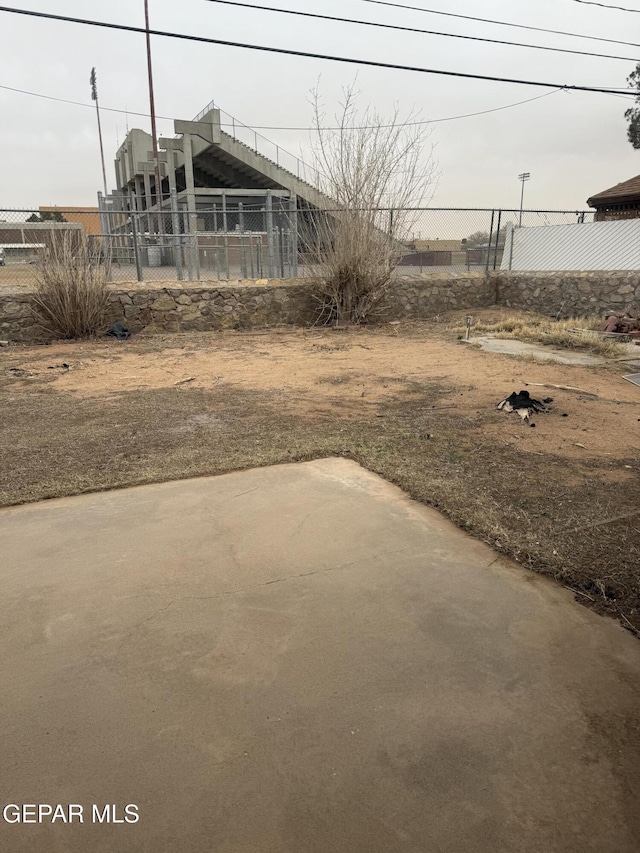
[0, 243, 45, 249]
[587, 175, 640, 207]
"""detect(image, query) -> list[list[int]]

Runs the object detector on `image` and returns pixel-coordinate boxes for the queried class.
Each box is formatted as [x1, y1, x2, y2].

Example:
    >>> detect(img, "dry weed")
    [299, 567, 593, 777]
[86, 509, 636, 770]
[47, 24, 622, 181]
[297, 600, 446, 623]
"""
[457, 314, 625, 358]
[31, 232, 109, 339]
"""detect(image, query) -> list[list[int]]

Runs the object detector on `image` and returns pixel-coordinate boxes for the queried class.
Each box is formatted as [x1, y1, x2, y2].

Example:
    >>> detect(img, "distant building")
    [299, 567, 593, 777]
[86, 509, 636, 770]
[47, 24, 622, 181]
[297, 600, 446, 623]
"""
[0, 221, 83, 263]
[398, 238, 464, 268]
[410, 239, 462, 253]
[39, 206, 101, 236]
[109, 105, 333, 233]
[587, 175, 640, 221]
[104, 103, 342, 276]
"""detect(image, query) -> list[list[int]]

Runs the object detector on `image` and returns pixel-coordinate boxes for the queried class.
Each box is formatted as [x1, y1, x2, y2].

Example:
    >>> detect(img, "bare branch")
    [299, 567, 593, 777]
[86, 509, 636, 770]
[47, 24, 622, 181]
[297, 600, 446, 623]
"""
[305, 82, 439, 324]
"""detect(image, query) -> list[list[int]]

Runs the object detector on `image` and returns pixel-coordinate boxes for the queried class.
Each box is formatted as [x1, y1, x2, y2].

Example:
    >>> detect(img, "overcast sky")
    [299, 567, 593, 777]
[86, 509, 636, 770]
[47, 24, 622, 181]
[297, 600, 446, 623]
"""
[1, 0, 639, 211]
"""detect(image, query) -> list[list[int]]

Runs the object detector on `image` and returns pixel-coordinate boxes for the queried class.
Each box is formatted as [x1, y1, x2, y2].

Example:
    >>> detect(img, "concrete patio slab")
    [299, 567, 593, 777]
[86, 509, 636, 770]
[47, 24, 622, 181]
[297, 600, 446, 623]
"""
[0, 458, 639, 853]
[470, 336, 605, 365]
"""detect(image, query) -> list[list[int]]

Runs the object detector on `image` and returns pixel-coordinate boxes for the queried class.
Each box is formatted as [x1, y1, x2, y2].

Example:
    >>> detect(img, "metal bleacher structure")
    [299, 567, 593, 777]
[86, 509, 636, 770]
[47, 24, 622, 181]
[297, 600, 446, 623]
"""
[101, 102, 336, 280]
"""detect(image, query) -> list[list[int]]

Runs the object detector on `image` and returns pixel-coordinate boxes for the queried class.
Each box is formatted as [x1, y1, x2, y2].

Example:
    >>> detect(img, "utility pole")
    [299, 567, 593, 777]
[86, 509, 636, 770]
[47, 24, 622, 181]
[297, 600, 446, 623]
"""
[144, 0, 162, 218]
[518, 172, 531, 226]
[90, 68, 108, 198]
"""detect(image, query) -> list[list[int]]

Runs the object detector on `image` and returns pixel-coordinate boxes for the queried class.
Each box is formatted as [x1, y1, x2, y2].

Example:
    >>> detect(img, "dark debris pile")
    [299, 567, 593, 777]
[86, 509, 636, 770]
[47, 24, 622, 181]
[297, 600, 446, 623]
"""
[497, 390, 552, 426]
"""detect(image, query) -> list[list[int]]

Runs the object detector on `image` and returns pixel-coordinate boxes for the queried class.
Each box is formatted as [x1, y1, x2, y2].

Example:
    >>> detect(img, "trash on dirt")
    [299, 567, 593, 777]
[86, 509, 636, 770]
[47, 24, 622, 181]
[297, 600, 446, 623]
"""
[0, 340, 9, 347]
[105, 321, 131, 340]
[497, 390, 550, 423]
[47, 363, 69, 370]
[596, 307, 640, 339]
[525, 381, 598, 397]
[174, 377, 195, 386]
[623, 373, 640, 387]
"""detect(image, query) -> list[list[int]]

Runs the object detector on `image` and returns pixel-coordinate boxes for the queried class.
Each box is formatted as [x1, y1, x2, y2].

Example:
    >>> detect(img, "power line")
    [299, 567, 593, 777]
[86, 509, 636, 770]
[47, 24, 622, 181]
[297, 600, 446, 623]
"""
[0, 82, 565, 129]
[570, 0, 640, 10]
[203, 0, 639, 62]
[356, 0, 640, 49]
[0, 83, 177, 123]
[0, 6, 635, 96]
[249, 90, 566, 128]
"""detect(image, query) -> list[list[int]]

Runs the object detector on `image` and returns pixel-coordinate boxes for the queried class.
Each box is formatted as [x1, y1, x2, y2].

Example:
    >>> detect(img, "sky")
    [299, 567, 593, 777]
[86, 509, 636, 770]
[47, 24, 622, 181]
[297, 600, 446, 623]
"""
[1, 0, 640, 211]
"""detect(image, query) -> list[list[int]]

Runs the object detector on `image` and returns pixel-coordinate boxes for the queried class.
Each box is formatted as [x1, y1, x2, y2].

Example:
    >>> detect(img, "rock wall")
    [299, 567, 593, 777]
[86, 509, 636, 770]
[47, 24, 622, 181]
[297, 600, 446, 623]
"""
[107, 281, 317, 335]
[0, 273, 494, 343]
[383, 272, 493, 318]
[493, 271, 640, 317]
[0, 294, 35, 343]
[2, 271, 638, 343]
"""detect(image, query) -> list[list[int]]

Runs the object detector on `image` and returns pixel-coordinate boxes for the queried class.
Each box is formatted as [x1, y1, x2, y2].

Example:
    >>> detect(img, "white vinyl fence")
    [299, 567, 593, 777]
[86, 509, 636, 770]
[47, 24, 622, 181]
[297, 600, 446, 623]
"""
[501, 218, 640, 271]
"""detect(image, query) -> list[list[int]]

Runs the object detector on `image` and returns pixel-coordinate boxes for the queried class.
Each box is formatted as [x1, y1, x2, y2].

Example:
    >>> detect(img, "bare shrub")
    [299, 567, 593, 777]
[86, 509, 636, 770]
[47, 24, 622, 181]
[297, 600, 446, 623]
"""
[31, 232, 109, 339]
[305, 83, 438, 325]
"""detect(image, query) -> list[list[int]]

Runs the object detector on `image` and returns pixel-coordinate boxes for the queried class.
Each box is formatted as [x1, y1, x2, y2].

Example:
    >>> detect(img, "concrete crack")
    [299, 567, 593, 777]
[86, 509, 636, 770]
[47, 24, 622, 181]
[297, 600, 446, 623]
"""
[254, 545, 418, 591]
[117, 546, 418, 641]
[230, 486, 259, 499]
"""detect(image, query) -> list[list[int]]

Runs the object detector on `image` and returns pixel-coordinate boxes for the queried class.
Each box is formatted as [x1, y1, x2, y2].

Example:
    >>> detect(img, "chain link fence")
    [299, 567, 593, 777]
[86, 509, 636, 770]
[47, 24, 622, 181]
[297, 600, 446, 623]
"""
[0, 205, 595, 286]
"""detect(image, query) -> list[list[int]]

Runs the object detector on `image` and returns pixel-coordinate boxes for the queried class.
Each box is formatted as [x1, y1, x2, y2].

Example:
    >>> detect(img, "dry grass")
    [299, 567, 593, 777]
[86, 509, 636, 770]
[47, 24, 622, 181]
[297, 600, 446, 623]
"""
[455, 314, 627, 358]
[1, 374, 638, 637]
[31, 233, 109, 339]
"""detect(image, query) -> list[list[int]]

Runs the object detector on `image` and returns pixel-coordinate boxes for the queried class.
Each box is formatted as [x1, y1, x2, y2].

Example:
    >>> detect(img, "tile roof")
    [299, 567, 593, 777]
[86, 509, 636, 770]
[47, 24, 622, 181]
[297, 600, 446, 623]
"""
[588, 174, 640, 206]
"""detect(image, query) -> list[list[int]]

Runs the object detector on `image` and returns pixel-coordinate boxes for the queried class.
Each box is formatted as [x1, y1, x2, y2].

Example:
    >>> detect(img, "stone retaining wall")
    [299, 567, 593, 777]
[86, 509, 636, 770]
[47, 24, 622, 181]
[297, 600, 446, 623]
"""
[493, 271, 640, 317]
[1, 271, 638, 343]
[0, 273, 493, 343]
[384, 272, 493, 318]
[107, 280, 317, 336]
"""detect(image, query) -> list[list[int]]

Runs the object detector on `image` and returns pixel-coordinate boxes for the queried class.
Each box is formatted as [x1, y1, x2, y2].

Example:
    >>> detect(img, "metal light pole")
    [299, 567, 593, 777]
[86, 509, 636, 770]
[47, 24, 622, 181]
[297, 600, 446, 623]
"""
[144, 0, 162, 220]
[518, 172, 531, 226]
[90, 68, 108, 198]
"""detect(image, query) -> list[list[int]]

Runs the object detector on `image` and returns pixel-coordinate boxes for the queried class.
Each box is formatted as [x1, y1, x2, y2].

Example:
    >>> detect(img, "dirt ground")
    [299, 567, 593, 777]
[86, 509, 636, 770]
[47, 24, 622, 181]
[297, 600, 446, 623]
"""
[2, 308, 639, 633]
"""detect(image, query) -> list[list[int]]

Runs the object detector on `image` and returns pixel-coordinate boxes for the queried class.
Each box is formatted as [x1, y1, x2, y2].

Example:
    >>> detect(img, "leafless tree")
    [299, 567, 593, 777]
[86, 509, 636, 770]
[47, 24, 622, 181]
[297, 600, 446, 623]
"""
[305, 83, 439, 325]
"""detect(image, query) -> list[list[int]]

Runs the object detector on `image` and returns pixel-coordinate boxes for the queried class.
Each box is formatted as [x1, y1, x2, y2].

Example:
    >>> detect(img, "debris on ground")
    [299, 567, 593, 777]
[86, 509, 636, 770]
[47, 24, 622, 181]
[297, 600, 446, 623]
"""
[174, 377, 195, 386]
[497, 390, 551, 423]
[623, 373, 640, 388]
[7, 367, 31, 378]
[105, 321, 131, 340]
[600, 307, 640, 338]
[525, 381, 597, 397]
[47, 363, 69, 370]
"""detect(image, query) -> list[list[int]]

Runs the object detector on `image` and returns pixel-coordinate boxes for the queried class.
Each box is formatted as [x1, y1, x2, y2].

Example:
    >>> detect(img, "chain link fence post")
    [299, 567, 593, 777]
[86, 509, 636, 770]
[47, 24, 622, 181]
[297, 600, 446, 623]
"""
[486, 210, 496, 272]
[492, 210, 503, 271]
[128, 190, 143, 282]
[266, 191, 275, 278]
[290, 195, 299, 278]
[170, 189, 183, 282]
